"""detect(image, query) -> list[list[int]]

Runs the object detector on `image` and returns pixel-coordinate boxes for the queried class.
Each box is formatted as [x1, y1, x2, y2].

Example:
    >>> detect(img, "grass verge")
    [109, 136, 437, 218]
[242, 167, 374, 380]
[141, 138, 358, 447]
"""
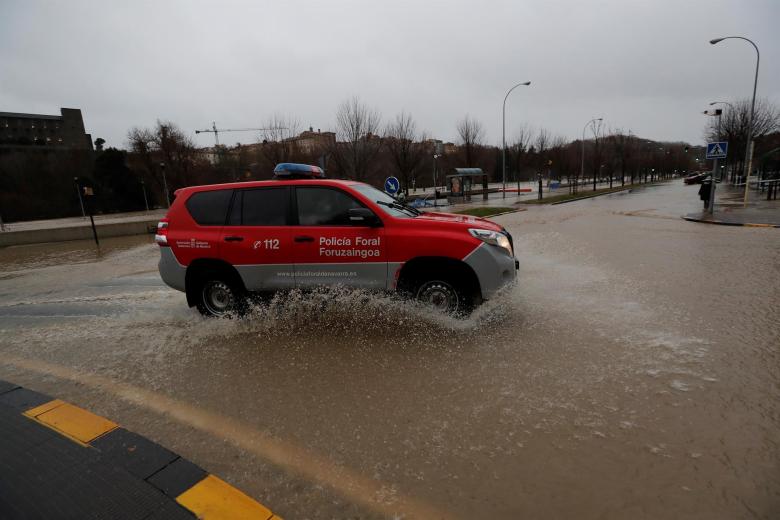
[454, 207, 517, 217]
[523, 185, 632, 205]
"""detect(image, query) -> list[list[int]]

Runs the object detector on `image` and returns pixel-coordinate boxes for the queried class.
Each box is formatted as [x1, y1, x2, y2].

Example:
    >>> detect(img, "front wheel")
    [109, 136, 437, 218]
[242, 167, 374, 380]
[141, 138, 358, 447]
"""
[195, 277, 244, 317]
[415, 279, 469, 315]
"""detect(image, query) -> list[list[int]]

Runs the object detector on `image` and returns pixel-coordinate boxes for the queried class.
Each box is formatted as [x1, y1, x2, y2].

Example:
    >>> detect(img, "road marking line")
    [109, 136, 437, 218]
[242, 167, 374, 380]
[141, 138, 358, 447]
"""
[177, 474, 274, 520]
[3, 354, 448, 519]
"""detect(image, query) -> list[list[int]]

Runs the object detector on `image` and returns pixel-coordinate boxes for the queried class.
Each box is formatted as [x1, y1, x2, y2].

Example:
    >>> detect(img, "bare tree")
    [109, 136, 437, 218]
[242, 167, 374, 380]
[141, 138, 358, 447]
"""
[704, 98, 780, 180]
[456, 115, 485, 167]
[547, 135, 575, 185]
[127, 121, 196, 197]
[608, 129, 634, 187]
[534, 128, 552, 172]
[587, 119, 606, 191]
[259, 113, 301, 166]
[508, 124, 533, 182]
[384, 112, 427, 194]
[331, 96, 382, 180]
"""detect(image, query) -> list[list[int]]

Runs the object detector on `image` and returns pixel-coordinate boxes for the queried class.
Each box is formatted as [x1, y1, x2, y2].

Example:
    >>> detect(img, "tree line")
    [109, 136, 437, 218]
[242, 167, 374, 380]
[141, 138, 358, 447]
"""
[1, 96, 777, 222]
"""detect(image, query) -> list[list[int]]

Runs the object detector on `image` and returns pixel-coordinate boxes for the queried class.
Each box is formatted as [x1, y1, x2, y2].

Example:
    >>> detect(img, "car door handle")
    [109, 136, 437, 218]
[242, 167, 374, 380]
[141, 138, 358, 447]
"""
[224, 236, 244, 242]
[294, 235, 315, 243]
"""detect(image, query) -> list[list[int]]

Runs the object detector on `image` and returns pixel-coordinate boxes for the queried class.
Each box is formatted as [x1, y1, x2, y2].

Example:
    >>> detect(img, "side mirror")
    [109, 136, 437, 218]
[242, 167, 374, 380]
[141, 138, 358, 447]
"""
[348, 207, 382, 227]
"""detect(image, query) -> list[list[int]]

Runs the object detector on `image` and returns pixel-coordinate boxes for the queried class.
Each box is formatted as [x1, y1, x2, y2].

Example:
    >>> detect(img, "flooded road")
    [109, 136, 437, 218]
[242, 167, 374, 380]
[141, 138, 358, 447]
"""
[1, 181, 778, 519]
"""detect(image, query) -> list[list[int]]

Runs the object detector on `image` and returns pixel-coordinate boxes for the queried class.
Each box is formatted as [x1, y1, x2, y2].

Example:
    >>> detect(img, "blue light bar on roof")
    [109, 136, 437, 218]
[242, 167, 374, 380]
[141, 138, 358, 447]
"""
[273, 163, 325, 178]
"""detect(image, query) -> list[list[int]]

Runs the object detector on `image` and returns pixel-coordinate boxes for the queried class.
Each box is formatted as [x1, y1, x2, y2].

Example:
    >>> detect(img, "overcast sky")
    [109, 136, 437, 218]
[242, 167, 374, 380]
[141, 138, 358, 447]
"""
[2, 0, 777, 149]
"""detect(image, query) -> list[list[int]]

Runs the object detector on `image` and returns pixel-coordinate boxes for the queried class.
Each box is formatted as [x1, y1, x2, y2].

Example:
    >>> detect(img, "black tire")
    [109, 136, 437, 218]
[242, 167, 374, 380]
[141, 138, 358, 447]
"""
[194, 273, 245, 318]
[413, 277, 472, 316]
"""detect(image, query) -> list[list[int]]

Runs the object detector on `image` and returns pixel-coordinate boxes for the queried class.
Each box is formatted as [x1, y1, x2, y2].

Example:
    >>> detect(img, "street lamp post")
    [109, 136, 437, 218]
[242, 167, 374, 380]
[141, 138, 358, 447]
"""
[74, 177, 86, 217]
[502, 81, 531, 199]
[710, 36, 760, 206]
[432, 153, 440, 208]
[159, 162, 170, 208]
[581, 118, 602, 193]
[140, 179, 150, 211]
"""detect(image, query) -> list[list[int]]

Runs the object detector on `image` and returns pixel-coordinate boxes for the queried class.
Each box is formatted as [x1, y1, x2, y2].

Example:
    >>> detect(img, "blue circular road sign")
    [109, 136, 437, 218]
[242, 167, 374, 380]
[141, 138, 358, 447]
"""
[384, 176, 400, 195]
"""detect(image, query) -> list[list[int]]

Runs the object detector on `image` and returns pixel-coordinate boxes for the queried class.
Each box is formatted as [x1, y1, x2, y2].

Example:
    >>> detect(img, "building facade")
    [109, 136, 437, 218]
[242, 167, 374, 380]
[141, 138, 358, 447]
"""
[0, 108, 93, 150]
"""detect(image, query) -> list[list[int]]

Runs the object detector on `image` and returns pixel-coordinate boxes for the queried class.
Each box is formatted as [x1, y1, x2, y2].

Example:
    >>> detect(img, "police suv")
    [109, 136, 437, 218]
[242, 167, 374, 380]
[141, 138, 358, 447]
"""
[156, 163, 517, 316]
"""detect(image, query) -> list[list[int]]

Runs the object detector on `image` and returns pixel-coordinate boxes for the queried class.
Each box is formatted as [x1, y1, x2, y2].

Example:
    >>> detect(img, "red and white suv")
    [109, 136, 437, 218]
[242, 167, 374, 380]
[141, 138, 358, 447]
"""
[157, 163, 517, 316]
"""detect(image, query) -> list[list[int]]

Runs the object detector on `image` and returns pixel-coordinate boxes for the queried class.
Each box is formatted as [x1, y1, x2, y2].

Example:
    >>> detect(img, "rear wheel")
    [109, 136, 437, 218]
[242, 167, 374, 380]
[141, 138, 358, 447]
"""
[195, 275, 244, 317]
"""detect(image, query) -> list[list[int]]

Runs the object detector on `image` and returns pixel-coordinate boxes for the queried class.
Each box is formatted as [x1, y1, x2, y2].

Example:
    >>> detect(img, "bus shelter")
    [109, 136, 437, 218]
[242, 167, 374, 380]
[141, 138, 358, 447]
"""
[446, 168, 489, 203]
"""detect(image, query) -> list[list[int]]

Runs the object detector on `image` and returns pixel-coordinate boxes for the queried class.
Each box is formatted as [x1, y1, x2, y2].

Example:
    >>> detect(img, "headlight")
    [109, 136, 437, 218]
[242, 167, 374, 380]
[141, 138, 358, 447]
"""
[469, 228, 513, 256]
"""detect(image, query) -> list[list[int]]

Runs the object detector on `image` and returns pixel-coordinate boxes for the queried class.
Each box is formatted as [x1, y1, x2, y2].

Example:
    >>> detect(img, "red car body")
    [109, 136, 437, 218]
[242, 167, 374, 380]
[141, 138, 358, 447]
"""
[157, 170, 517, 315]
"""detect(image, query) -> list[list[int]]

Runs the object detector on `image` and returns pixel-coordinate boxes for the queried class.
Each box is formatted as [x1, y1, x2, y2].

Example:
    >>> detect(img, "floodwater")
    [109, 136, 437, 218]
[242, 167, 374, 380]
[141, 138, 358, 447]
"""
[0, 181, 778, 519]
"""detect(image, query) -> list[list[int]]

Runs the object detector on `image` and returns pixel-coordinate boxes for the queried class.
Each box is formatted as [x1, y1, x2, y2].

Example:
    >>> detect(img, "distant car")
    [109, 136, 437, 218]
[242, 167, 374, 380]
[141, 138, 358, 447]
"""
[684, 173, 710, 185]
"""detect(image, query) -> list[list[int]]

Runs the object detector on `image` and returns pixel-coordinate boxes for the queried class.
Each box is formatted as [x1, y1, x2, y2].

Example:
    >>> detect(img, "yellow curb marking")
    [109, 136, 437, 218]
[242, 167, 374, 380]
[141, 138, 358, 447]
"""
[23, 399, 66, 418]
[4, 354, 448, 519]
[28, 400, 118, 444]
[20, 399, 278, 520]
[177, 474, 274, 520]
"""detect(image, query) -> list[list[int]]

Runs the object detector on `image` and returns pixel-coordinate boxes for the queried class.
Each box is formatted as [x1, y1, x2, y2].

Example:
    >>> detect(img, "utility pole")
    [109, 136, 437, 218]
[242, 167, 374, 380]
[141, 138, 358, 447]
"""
[160, 163, 170, 208]
[710, 101, 734, 182]
[141, 179, 150, 211]
[74, 177, 86, 218]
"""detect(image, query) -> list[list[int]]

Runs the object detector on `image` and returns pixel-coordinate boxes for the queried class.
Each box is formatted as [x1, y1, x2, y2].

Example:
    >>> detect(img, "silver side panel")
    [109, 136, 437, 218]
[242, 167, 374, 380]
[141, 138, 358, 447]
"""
[295, 262, 388, 289]
[158, 247, 186, 292]
[463, 243, 517, 300]
[235, 264, 296, 291]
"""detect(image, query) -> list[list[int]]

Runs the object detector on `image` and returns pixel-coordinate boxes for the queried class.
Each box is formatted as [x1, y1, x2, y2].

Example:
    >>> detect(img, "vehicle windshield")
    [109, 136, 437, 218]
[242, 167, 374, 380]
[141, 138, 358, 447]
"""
[353, 184, 417, 218]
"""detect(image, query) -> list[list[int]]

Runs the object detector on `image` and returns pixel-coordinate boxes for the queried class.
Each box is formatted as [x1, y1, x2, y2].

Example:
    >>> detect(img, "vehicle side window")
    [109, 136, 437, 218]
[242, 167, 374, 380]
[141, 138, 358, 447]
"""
[186, 189, 233, 226]
[296, 187, 364, 226]
[241, 188, 288, 226]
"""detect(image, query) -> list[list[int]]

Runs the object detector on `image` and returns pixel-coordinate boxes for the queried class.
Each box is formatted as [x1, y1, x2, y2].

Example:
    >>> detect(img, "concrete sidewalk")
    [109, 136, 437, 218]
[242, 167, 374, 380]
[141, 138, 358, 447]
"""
[0, 210, 166, 247]
[683, 184, 780, 227]
[0, 379, 280, 520]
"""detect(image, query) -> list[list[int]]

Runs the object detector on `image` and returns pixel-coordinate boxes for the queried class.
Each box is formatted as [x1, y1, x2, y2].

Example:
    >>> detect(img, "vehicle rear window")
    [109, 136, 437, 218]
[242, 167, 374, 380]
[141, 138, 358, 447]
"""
[241, 188, 288, 226]
[185, 189, 232, 226]
[296, 187, 364, 226]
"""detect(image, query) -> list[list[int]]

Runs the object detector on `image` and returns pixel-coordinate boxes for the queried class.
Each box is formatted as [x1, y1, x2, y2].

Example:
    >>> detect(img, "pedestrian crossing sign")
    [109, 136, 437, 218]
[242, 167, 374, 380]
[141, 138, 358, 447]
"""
[706, 141, 728, 159]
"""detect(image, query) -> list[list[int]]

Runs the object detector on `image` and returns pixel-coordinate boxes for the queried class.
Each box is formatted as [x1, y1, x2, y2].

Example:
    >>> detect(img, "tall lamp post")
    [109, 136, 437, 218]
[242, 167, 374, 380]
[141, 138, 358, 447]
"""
[502, 81, 531, 199]
[710, 36, 759, 206]
[581, 118, 602, 192]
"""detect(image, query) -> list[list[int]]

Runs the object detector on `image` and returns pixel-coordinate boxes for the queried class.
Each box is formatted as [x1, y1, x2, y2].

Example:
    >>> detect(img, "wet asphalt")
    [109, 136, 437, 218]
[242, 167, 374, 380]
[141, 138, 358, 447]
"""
[0, 181, 778, 519]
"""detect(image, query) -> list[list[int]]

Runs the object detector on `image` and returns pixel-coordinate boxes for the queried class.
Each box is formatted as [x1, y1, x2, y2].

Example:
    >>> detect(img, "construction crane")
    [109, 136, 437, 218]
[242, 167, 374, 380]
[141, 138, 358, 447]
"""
[195, 122, 286, 146]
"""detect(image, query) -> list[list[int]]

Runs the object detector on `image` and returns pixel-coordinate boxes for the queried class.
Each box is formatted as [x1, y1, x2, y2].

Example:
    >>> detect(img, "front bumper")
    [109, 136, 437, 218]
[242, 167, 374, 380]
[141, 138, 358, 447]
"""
[463, 242, 517, 300]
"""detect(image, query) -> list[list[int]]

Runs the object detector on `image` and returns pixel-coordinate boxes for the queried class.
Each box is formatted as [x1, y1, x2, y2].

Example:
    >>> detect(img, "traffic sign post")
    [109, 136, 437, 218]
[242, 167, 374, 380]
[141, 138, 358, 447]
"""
[705, 141, 728, 214]
[706, 142, 728, 159]
[384, 176, 400, 196]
